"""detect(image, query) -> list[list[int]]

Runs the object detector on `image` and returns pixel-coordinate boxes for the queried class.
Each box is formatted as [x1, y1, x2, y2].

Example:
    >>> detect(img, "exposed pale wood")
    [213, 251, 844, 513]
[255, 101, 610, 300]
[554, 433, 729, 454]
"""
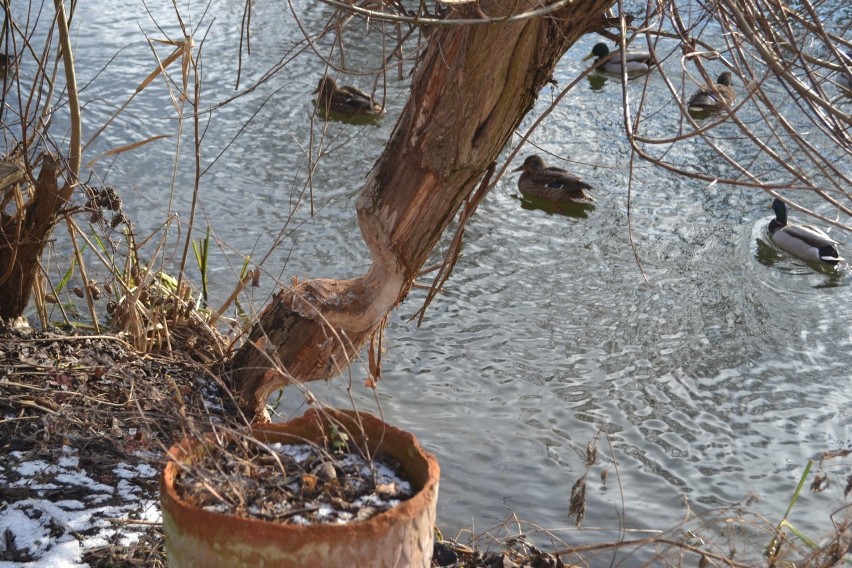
[231, 0, 616, 420]
[0, 161, 24, 189]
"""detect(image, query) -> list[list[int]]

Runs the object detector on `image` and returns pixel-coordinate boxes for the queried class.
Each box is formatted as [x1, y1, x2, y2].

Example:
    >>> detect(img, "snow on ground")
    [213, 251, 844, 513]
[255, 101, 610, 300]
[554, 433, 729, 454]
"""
[0, 444, 160, 567]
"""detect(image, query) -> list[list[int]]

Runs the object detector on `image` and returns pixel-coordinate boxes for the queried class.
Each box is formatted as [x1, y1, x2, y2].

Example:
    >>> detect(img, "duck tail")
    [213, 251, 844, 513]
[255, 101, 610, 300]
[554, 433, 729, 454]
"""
[818, 246, 844, 264]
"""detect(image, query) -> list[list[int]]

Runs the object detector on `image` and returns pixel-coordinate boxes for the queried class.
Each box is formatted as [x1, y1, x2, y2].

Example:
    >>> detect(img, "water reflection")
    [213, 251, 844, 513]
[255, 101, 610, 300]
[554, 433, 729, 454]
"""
[754, 236, 787, 267]
[585, 68, 654, 91]
[586, 72, 608, 91]
[313, 103, 385, 126]
[517, 194, 595, 219]
[812, 269, 847, 289]
[687, 107, 721, 121]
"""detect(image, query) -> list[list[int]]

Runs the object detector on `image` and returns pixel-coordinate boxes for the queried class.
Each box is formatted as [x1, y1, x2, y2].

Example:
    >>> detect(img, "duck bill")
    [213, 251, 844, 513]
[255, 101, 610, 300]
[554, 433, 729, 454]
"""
[512, 165, 525, 172]
[582, 53, 595, 61]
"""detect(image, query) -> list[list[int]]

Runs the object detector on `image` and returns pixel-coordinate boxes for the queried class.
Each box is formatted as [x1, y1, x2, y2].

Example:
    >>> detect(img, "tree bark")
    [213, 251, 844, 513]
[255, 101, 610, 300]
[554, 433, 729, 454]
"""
[231, 0, 615, 420]
[0, 156, 63, 320]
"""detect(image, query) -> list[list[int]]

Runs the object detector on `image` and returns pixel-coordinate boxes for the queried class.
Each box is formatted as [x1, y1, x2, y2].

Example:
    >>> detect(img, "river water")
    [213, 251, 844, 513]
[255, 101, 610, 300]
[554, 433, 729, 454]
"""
[27, 0, 852, 564]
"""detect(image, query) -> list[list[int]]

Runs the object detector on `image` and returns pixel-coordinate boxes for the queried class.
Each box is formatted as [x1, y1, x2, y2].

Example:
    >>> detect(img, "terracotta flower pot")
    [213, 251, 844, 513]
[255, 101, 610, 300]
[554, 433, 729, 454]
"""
[160, 408, 440, 568]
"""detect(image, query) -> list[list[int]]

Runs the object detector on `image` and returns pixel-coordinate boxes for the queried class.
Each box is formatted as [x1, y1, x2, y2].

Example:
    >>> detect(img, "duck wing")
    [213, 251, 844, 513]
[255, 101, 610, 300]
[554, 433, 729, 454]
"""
[781, 223, 838, 246]
[773, 223, 844, 263]
[624, 50, 656, 65]
[600, 50, 656, 74]
[688, 84, 734, 110]
[542, 166, 593, 191]
[337, 86, 378, 111]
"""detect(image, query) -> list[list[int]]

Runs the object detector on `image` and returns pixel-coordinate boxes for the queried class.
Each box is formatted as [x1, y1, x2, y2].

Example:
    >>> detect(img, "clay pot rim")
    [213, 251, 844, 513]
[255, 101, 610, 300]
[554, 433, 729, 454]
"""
[160, 407, 440, 536]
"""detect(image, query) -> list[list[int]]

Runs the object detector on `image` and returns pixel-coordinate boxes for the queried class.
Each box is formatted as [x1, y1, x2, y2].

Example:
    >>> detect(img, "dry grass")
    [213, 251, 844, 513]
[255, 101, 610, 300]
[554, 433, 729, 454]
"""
[0, 323, 236, 566]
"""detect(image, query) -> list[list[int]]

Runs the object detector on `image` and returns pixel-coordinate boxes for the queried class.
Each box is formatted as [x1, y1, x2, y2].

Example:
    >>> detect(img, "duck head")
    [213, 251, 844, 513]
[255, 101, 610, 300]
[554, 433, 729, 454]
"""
[313, 76, 337, 96]
[583, 43, 610, 61]
[717, 71, 733, 86]
[771, 198, 788, 225]
[513, 155, 547, 174]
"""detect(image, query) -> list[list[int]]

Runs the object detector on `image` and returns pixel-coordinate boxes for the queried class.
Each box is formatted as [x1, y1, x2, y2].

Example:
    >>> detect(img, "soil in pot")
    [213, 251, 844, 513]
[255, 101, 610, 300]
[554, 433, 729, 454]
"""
[161, 407, 440, 568]
[174, 423, 414, 525]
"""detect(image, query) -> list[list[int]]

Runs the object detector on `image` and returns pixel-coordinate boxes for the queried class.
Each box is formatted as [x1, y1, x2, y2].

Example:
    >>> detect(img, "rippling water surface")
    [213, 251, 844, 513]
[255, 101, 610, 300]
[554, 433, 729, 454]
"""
[41, 0, 852, 562]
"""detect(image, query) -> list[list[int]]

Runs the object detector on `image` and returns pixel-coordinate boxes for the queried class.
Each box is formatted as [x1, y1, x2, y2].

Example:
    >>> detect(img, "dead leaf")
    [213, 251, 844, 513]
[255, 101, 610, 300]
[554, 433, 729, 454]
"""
[84, 135, 172, 169]
[568, 476, 586, 527]
[301, 473, 318, 494]
[810, 473, 829, 493]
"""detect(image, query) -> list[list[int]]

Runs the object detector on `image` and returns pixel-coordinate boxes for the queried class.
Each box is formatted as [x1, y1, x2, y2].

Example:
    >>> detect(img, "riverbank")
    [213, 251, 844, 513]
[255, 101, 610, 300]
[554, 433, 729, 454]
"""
[1, 326, 847, 567]
[0, 325, 223, 566]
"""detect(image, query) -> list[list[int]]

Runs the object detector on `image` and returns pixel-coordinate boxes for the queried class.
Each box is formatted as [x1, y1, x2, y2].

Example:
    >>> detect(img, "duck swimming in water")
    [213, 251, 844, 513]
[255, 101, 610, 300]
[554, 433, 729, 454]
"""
[688, 72, 736, 113]
[513, 155, 595, 203]
[583, 42, 657, 76]
[768, 198, 844, 266]
[313, 76, 384, 119]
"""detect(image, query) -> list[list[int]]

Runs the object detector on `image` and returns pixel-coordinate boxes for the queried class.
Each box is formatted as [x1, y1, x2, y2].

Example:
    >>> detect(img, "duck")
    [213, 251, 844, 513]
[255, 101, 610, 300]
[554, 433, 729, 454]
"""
[583, 42, 657, 76]
[768, 198, 844, 266]
[513, 155, 595, 203]
[313, 76, 384, 118]
[688, 72, 736, 112]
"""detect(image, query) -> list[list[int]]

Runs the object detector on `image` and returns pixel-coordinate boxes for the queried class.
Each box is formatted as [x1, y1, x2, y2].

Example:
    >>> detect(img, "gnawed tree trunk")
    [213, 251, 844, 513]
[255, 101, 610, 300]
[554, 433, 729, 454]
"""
[0, 156, 69, 320]
[231, 0, 615, 420]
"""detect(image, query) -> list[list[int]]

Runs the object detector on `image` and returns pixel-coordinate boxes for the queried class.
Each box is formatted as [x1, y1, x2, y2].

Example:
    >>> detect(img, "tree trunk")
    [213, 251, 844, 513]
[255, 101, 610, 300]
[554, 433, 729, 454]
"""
[0, 156, 63, 320]
[231, 0, 615, 420]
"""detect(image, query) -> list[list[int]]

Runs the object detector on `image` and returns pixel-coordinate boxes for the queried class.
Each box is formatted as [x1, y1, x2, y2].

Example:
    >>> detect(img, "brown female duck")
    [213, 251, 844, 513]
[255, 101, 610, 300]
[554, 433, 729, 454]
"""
[688, 72, 736, 112]
[513, 155, 595, 203]
[313, 76, 384, 118]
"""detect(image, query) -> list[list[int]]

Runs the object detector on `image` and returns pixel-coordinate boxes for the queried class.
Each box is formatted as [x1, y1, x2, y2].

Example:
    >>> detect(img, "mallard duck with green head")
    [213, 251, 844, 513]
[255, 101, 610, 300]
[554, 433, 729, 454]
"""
[583, 42, 657, 76]
[313, 76, 384, 118]
[768, 198, 844, 266]
[513, 155, 595, 203]
[688, 72, 736, 112]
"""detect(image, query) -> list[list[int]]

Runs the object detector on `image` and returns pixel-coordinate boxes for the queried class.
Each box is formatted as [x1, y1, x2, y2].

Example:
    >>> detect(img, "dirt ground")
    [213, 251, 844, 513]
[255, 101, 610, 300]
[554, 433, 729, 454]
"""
[0, 323, 237, 566]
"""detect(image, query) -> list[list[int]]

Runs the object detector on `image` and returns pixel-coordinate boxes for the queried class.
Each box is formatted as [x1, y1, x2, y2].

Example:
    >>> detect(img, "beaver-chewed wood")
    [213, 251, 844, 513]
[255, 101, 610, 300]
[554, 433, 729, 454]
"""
[229, 0, 618, 421]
